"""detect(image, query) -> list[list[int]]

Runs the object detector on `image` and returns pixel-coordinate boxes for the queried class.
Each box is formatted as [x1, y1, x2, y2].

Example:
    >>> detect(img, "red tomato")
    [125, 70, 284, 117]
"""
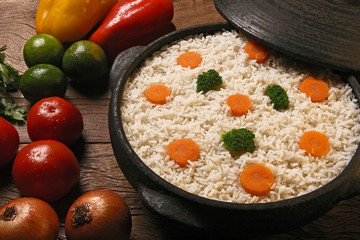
[12, 140, 80, 202]
[27, 96, 84, 146]
[0, 117, 19, 168]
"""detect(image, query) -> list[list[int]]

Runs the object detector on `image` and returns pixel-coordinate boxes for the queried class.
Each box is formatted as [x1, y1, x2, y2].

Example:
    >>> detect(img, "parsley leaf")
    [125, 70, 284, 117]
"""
[0, 46, 26, 122]
[0, 96, 27, 121]
[0, 46, 20, 93]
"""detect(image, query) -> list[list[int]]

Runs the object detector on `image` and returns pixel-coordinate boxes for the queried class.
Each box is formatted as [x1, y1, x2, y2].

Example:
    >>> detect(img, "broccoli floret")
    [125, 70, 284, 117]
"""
[265, 84, 289, 110]
[196, 69, 222, 93]
[221, 128, 255, 153]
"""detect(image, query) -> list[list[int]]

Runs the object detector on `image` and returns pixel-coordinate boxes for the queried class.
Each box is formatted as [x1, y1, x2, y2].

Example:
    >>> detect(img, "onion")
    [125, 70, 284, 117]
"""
[65, 189, 132, 240]
[0, 197, 59, 240]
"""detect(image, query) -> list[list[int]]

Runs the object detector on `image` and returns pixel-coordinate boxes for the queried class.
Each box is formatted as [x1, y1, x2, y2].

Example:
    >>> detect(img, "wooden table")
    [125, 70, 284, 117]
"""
[1, 0, 360, 239]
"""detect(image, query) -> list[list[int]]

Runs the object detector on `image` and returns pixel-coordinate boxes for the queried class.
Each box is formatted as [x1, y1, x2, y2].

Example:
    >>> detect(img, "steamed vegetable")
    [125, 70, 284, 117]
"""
[265, 84, 290, 110]
[300, 77, 329, 102]
[221, 128, 255, 153]
[299, 131, 329, 157]
[177, 52, 202, 69]
[244, 41, 268, 63]
[226, 94, 251, 116]
[240, 164, 274, 196]
[167, 139, 200, 167]
[196, 69, 223, 93]
[145, 85, 171, 104]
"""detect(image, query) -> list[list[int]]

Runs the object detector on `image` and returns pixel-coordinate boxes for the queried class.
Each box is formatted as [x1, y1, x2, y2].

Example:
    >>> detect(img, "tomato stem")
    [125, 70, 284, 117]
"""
[71, 203, 92, 228]
[0, 206, 17, 221]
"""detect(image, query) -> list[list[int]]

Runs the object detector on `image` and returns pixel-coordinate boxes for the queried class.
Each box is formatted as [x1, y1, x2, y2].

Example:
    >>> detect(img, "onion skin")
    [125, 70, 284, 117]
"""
[0, 197, 59, 240]
[65, 189, 132, 240]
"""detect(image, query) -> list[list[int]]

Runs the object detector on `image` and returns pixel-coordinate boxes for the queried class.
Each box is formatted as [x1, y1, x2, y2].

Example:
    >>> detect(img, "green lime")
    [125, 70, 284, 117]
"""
[62, 40, 109, 84]
[23, 34, 64, 68]
[20, 64, 67, 103]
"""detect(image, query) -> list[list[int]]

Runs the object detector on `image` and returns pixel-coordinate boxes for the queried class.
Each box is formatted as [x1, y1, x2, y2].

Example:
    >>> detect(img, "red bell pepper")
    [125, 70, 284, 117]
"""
[89, 0, 175, 62]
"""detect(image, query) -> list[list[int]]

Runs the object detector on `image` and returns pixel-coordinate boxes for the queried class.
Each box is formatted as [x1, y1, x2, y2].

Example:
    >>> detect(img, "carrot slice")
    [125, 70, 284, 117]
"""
[300, 77, 329, 102]
[145, 84, 171, 104]
[244, 41, 268, 63]
[167, 139, 200, 167]
[240, 164, 274, 196]
[226, 94, 251, 116]
[177, 52, 202, 69]
[299, 131, 329, 157]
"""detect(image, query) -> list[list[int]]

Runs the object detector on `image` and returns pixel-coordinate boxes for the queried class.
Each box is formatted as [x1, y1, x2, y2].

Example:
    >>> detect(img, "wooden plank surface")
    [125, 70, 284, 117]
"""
[1, 0, 360, 239]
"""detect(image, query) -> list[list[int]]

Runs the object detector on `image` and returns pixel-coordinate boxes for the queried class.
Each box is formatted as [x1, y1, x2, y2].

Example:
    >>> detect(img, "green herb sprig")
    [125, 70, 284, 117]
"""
[0, 46, 27, 122]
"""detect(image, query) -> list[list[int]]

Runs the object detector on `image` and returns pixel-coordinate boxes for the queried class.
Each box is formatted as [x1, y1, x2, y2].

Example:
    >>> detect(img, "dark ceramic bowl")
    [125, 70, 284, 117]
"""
[109, 22, 360, 234]
[213, 0, 360, 73]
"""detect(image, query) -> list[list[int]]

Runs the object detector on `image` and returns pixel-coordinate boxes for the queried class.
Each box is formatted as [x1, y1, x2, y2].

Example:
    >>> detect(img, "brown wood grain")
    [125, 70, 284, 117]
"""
[1, 1, 360, 239]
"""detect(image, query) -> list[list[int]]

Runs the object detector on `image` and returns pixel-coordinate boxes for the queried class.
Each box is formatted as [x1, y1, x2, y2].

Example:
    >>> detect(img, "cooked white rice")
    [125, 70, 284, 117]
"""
[120, 30, 360, 203]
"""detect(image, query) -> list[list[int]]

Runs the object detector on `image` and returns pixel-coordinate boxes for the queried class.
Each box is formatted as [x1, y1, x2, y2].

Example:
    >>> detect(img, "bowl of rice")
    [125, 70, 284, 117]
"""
[109, 22, 360, 233]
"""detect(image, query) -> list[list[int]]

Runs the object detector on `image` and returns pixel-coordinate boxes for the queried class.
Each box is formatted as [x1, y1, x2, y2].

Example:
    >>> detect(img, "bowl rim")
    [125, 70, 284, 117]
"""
[109, 22, 360, 211]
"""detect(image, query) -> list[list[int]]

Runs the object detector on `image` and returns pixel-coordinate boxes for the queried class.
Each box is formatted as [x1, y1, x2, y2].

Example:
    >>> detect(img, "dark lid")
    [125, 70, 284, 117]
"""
[214, 0, 360, 72]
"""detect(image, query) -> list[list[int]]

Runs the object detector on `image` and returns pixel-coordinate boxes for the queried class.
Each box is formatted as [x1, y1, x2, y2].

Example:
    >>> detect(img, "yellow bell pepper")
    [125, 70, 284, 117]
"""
[35, 0, 118, 43]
